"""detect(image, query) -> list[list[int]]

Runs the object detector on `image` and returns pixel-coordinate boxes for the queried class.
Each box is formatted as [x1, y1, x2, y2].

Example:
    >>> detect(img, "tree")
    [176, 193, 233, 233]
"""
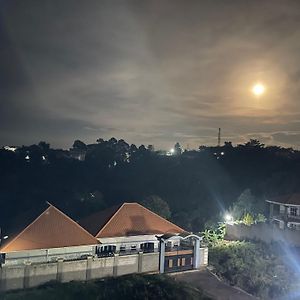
[230, 189, 265, 221]
[72, 140, 87, 149]
[140, 195, 171, 220]
[38, 141, 50, 152]
[174, 142, 182, 155]
[244, 139, 265, 148]
[96, 138, 104, 144]
[147, 145, 155, 152]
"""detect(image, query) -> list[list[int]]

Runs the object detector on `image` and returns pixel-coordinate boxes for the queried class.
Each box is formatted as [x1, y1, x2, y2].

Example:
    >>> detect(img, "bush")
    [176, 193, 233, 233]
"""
[209, 241, 295, 299]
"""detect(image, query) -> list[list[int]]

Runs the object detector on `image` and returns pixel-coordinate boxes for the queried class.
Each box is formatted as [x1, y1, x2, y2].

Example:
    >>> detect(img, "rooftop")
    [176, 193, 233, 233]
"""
[0, 203, 98, 253]
[79, 202, 186, 238]
[266, 193, 300, 206]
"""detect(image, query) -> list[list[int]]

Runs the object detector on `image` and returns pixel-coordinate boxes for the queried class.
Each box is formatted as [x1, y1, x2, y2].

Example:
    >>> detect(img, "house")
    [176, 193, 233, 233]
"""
[79, 202, 203, 273]
[0, 202, 207, 291]
[79, 202, 186, 255]
[0, 202, 99, 265]
[266, 193, 300, 230]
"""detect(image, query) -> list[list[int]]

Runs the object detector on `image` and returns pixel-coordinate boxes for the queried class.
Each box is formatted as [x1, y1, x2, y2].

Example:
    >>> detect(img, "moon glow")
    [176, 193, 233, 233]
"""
[252, 83, 265, 96]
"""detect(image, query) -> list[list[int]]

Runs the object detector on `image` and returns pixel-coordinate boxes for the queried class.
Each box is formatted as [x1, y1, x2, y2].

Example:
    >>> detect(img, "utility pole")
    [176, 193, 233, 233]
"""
[217, 128, 221, 147]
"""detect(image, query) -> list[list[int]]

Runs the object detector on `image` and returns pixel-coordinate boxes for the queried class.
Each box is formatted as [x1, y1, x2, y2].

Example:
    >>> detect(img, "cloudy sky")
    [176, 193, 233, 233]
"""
[1, 0, 300, 149]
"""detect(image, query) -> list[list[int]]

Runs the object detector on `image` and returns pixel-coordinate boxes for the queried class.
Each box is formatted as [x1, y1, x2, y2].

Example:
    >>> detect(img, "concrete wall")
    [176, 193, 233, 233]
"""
[226, 223, 300, 246]
[0, 252, 160, 292]
[199, 248, 208, 267]
[3, 245, 96, 266]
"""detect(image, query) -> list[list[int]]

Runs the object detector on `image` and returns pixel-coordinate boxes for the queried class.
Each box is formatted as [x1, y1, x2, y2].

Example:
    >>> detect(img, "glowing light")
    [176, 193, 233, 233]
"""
[3, 236, 8, 240]
[252, 83, 265, 96]
[225, 214, 233, 222]
[170, 148, 175, 154]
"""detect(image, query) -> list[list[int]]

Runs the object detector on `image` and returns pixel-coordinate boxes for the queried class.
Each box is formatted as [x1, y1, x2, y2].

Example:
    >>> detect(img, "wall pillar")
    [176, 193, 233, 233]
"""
[138, 252, 143, 273]
[23, 261, 31, 288]
[113, 254, 119, 277]
[269, 203, 274, 219]
[159, 240, 165, 274]
[0, 267, 4, 292]
[56, 259, 64, 282]
[86, 256, 93, 281]
[199, 247, 208, 267]
[193, 239, 200, 269]
[284, 206, 288, 229]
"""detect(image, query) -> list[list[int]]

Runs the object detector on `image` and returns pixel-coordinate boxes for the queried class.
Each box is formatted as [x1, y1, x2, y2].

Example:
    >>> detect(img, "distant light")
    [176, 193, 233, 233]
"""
[25, 155, 30, 160]
[42, 155, 46, 160]
[4, 146, 17, 152]
[225, 214, 233, 222]
[170, 148, 175, 154]
[221, 152, 225, 156]
[252, 83, 265, 96]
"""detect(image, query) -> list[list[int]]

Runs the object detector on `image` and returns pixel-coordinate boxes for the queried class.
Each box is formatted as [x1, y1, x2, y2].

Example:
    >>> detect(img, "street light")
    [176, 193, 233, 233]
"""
[224, 213, 233, 223]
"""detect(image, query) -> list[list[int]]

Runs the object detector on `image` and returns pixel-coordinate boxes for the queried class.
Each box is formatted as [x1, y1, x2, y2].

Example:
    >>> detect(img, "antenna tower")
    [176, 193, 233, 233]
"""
[218, 128, 221, 147]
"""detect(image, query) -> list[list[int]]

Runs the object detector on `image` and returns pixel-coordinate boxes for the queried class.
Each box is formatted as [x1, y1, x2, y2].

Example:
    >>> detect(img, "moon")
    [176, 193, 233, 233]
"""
[252, 83, 265, 96]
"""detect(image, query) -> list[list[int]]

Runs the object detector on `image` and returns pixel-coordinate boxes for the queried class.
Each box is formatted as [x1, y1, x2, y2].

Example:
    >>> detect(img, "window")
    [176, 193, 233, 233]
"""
[168, 259, 173, 268]
[181, 257, 186, 266]
[131, 245, 137, 252]
[120, 246, 126, 252]
[290, 207, 298, 216]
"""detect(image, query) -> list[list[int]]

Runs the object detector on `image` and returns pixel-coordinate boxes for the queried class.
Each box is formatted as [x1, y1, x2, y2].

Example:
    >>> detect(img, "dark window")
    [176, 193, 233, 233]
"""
[290, 207, 298, 216]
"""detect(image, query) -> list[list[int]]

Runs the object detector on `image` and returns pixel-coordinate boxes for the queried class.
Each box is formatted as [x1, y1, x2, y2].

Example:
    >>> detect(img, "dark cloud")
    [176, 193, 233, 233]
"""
[1, 0, 300, 149]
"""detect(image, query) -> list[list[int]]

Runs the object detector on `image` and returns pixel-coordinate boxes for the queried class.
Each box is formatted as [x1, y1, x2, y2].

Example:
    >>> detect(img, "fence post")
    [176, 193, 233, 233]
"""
[23, 261, 31, 288]
[138, 252, 143, 273]
[113, 254, 119, 277]
[86, 256, 93, 281]
[56, 259, 64, 282]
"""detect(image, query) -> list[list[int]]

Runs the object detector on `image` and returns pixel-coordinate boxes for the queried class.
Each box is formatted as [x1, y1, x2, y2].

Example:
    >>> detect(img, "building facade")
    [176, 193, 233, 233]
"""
[266, 193, 300, 230]
[0, 202, 208, 291]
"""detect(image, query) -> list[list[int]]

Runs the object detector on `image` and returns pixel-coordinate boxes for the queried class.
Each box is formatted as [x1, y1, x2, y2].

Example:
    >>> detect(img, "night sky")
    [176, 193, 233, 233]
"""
[1, 0, 300, 149]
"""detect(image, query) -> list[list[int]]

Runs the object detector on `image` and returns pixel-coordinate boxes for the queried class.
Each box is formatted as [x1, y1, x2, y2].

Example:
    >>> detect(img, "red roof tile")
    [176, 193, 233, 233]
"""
[0, 204, 98, 252]
[80, 202, 186, 238]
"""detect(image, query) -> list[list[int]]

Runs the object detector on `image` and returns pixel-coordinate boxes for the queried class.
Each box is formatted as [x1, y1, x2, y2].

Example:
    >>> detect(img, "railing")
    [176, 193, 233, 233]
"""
[165, 245, 193, 252]
[97, 248, 158, 257]
[274, 213, 300, 220]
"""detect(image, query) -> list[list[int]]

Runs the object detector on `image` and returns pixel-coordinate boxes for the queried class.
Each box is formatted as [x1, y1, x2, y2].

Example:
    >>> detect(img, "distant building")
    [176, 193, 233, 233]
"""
[266, 193, 300, 230]
[3, 146, 18, 152]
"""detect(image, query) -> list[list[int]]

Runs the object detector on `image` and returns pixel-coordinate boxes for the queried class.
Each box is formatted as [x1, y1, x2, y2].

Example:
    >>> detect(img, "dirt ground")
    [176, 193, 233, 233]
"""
[170, 269, 257, 300]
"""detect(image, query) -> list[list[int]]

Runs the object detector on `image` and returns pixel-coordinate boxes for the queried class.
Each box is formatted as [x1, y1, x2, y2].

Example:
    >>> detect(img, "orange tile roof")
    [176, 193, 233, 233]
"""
[0, 203, 99, 253]
[80, 202, 185, 238]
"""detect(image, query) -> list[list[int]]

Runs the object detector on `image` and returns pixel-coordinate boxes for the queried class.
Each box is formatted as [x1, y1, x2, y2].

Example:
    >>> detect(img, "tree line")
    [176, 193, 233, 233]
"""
[1, 138, 300, 232]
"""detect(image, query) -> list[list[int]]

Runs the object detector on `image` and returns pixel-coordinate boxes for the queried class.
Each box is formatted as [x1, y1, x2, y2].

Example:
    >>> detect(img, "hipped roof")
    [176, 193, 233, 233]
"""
[79, 202, 185, 238]
[0, 203, 98, 253]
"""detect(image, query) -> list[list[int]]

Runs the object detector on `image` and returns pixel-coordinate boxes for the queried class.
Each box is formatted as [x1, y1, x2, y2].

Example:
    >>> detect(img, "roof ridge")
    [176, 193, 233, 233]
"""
[96, 203, 124, 237]
[1, 203, 52, 252]
[50, 205, 98, 243]
[135, 202, 185, 232]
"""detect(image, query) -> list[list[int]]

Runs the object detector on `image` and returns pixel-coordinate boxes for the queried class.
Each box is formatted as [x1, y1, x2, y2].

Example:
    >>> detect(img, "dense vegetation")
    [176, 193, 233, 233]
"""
[0, 274, 212, 300]
[1, 138, 300, 232]
[209, 241, 300, 299]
